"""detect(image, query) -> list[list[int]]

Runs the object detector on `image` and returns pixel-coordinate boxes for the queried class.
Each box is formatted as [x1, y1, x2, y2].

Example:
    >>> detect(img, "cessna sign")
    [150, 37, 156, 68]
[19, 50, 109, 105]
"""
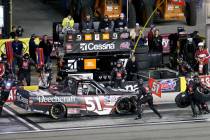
[80, 42, 116, 51]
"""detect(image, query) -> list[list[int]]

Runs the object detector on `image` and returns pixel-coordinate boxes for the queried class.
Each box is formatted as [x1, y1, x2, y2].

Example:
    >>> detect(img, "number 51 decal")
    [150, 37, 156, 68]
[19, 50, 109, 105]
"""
[85, 97, 103, 111]
[148, 78, 162, 98]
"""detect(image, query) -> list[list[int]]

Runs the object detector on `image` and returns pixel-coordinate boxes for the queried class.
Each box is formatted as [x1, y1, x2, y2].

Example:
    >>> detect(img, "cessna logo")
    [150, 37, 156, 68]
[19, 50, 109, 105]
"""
[80, 42, 115, 51]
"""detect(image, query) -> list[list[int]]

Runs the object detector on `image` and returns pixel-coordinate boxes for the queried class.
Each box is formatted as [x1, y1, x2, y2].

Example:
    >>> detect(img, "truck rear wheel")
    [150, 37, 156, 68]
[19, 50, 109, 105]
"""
[115, 98, 132, 114]
[49, 103, 67, 119]
[185, 0, 197, 26]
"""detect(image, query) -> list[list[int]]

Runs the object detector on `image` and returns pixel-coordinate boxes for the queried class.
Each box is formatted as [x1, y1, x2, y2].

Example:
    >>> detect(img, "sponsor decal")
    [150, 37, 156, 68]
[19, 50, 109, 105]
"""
[6, 89, 16, 102]
[94, 34, 100, 41]
[104, 96, 118, 103]
[80, 42, 115, 51]
[160, 79, 177, 92]
[16, 93, 29, 104]
[120, 32, 129, 39]
[112, 33, 118, 40]
[199, 75, 210, 88]
[84, 34, 93, 41]
[120, 41, 130, 49]
[67, 108, 80, 114]
[84, 59, 96, 70]
[67, 34, 73, 41]
[102, 33, 110, 40]
[76, 34, 82, 41]
[85, 97, 103, 111]
[124, 84, 138, 93]
[67, 59, 77, 72]
[148, 78, 162, 97]
[38, 96, 76, 103]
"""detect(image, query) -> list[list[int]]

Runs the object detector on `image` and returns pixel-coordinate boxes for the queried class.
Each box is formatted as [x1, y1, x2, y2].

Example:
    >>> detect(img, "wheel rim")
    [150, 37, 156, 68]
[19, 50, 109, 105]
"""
[52, 104, 65, 118]
[117, 99, 131, 113]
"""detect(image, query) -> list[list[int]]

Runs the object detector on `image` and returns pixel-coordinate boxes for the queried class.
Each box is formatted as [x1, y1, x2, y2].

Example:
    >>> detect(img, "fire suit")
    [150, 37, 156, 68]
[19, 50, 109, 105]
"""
[195, 49, 209, 75]
[111, 66, 127, 89]
[18, 57, 35, 86]
[136, 81, 162, 119]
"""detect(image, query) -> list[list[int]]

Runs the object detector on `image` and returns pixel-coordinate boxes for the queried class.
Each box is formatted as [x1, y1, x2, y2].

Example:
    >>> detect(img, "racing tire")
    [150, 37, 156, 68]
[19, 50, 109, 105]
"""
[175, 93, 191, 108]
[185, 0, 197, 26]
[140, 0, 153, 27]
[135, 46, 149, 54]
[115, 98, 132, 114]
[129, 96, 137, 113]
[149, 53, 162, 68]
[136, 61, 150, 71]
[49, 103, 67, 119]
[135, 53, 150, 62]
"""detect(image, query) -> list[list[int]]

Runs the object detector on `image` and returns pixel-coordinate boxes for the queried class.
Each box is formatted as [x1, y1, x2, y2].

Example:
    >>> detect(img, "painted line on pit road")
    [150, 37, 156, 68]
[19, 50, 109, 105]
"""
[0, 117, 208, 135]
[3, 107, 41, 131]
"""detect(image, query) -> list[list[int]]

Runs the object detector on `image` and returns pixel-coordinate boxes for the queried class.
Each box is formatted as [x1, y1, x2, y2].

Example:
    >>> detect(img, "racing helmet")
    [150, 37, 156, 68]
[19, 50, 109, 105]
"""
[116, 60, 123, 67]
[138, 78, 144, 86]
[23, 53, 30, 59]
[198, 42, 204, 48]
[44, 63, 52, 72]
[1, 53, 7, 62]
[193, 74, 200, 84]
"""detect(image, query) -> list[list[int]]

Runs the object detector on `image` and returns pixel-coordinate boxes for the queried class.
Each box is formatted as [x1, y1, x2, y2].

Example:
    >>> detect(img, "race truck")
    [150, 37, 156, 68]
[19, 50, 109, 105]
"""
[14, 76, 137, 119]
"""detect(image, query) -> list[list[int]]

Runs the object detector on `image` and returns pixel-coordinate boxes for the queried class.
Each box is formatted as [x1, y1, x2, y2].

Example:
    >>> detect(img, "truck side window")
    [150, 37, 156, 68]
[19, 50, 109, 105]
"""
[82, 83, 98, 95]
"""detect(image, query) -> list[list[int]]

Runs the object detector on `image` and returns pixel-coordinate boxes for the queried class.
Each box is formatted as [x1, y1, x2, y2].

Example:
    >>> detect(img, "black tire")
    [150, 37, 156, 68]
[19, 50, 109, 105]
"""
[175, 93, 191, 108]
[140, 0, 153, 27]
[135, 53, 149, 62]
[135, 46, 149, 54]
[185, 0, 197, 26]
[149, 53, 162, 68]
[129, 96, 137, 113]
[136, 61, 150, 71]
[49, 103, 67, 119]
[115, 98, 132, 114]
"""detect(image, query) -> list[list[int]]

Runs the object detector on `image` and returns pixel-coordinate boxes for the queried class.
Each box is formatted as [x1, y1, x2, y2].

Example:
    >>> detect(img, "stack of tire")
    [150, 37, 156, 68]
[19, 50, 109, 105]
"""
[135, 45, 150, 71]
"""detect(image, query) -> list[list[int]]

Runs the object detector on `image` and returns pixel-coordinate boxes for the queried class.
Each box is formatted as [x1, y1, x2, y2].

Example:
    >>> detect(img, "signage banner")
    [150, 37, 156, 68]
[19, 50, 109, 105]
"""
[65, 32, 131, 53]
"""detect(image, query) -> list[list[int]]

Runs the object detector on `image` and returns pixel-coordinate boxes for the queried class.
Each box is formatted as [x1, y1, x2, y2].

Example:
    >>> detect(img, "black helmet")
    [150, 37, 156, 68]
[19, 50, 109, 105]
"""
[117, 60, 123, 64]
[193, 74, 200, 84]
[138, 78, 144, 86]
[116, 60, 123, 67]
[44, 63, 52, 71]
[1, 53, 7, 61]
[23, 53, 30, 59]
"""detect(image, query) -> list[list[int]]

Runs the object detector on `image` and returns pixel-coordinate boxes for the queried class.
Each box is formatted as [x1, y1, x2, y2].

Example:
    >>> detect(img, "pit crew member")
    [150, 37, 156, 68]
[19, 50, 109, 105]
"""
[195, 42, 209, 75]
[111, 60, 127, 89]
[135, 79, 162, 120]
[18, 53, 36, 86]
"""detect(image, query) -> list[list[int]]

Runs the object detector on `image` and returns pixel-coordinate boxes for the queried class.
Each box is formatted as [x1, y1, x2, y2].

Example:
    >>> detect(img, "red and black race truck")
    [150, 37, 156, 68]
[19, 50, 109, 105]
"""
[14, 76, 138, 119]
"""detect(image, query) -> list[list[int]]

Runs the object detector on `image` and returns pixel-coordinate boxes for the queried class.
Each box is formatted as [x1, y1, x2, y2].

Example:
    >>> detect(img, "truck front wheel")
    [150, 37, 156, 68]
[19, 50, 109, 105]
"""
[49, 103, 67, 119]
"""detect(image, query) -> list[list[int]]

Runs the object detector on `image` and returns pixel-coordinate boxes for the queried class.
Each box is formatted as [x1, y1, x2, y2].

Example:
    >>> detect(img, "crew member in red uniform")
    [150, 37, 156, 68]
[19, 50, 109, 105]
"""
[18, 53, 35, 86]
[111, 60, 127, 89]
[0, 54, 12, 79]
[195, 42, 209, 75]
